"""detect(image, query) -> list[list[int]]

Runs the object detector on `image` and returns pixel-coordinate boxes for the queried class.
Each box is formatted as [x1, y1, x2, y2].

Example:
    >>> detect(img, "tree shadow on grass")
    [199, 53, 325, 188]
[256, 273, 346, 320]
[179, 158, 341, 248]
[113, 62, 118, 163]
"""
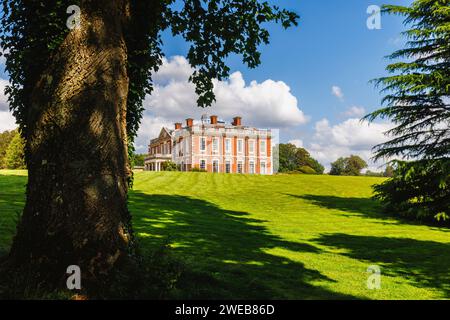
[287, 194, 385, 219]
[288, 194, 449, 230]
[128, 192, 359, 299]
[315, 233, 450, 298]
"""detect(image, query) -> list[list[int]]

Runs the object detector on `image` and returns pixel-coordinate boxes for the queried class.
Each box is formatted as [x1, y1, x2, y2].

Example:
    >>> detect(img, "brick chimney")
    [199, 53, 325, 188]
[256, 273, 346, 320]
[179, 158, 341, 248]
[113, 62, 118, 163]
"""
[186, 118, 194, 127]
[210, 115, 218, 125]
[232, 116, 242, 126]
[175, 123, 182, 130]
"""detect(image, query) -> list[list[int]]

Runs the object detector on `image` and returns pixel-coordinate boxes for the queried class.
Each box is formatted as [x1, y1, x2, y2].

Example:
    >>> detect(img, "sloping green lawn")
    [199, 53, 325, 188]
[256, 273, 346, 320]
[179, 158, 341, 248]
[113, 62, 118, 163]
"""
[1, 170, 449, 299]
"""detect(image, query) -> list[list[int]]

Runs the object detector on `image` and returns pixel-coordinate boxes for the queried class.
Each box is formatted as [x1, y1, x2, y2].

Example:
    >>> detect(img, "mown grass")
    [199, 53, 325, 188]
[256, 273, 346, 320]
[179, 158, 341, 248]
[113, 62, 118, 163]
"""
[1, 170, 449, 299]
[0, 170, 27, 257]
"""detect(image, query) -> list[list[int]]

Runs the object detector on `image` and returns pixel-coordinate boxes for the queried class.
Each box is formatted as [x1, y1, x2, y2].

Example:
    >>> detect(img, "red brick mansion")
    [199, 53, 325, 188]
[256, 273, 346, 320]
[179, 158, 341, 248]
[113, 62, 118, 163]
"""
[145, 115, 273, 175]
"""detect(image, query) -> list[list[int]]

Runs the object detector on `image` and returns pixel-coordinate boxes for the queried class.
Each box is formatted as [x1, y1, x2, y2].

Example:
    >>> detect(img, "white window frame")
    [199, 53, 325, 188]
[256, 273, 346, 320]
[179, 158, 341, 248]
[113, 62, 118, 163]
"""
[200, 137, 207, 152]
[225, 160, 231, 173]
[249, 140, 255, 155]
[178, 141, 183, 156]
[237, 161, 243, 174]
[200, 159, 207, 170]
[249, 161, 255, 174]
[260, 140, 266, 155]
[225, 138, 232, 154]
[212, 137, 219, 154]
[237, 139, 244, 154]
[260, 161, 266, 175]
[185, 138, 189, 154]
[212, 159, 219, 173]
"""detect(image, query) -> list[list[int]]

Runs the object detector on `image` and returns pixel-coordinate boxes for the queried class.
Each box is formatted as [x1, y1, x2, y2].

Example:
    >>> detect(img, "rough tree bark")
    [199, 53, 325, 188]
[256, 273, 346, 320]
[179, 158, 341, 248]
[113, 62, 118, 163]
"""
[2, 0, 135, 293]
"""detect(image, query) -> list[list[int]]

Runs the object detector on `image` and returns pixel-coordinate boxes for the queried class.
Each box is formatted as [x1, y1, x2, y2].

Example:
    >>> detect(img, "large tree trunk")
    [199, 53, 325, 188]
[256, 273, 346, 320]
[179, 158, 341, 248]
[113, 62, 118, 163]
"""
[3, 0, 135, 294]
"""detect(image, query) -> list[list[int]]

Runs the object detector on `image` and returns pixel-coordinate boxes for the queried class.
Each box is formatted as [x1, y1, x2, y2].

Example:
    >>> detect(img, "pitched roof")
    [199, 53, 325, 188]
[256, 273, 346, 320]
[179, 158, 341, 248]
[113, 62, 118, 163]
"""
[150, 127, 173, 145]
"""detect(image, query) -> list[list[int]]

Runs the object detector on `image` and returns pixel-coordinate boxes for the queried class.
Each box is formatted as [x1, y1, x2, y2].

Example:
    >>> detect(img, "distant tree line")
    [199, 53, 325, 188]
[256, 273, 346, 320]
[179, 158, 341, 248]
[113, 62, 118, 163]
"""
[329, 155, 393, 177]
[365, 165, 394, 178]
[276, 143, 386, 177]
[277, 143, 324, 174]
[0, 129, 25, 169]
[329, 155, 369, 176]
[130, 153, 146, 167]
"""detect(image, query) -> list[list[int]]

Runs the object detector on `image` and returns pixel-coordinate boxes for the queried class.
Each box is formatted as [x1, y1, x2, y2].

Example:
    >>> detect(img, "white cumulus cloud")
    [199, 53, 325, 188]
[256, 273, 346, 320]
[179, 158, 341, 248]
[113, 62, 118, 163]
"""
[0, 49, 6, 68]
[342, 106, 366, 118]
[307, 118, 393, 172]
[152, 56, 194, 85]
[288, 139, 303, 148]
[0, 79, 9, 111]
[135, 116, 174, 152]
[0, 78, 17, 133]
[0, 77, 16, 133]
[331, 86, 344, 100]
[0, 111, 16, 132]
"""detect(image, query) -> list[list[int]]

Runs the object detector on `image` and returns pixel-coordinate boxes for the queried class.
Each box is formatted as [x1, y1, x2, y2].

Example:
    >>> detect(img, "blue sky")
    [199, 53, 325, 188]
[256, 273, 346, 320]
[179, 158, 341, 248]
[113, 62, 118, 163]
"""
[163, 0, 410, 126]
[0, 0, 414, 170]
[154, 0, 413, 169]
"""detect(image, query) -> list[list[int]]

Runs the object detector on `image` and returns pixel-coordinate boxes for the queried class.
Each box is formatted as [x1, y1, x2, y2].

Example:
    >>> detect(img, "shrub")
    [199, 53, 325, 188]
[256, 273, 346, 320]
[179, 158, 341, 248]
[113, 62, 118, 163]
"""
[308, 158, 324, 174]
[298, 166, 316, 175]
[278, 143, 324, 174]
[330, 155, 367, 176]
[4, 133, 26, 169]
[162, 161, 178, 171]
[131, 153, 146, 167]
[373, 159, 450, 224]
[0, 129, 18, 168]
[383, 165, 394, 178]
